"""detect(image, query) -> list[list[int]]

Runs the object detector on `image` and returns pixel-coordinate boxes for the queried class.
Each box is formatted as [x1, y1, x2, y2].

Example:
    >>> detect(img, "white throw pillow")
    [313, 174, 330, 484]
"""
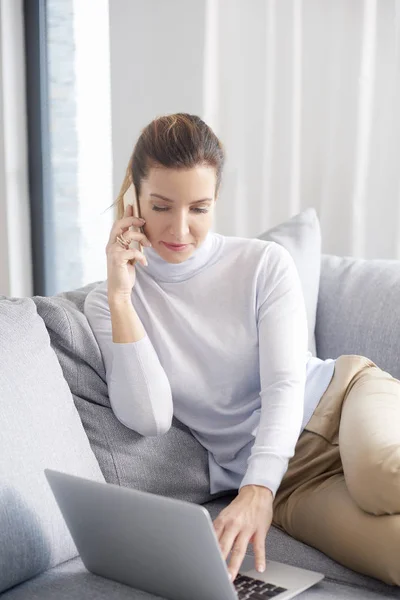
[257, 207, 321, 356]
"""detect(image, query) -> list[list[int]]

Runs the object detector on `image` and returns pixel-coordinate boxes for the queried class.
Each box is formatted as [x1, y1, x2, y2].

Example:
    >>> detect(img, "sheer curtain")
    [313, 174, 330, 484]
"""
[205, 0, 400, 259]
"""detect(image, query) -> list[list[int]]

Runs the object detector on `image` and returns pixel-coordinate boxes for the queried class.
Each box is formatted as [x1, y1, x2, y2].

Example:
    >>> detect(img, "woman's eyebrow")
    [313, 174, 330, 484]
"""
[150, 193, 213, 205]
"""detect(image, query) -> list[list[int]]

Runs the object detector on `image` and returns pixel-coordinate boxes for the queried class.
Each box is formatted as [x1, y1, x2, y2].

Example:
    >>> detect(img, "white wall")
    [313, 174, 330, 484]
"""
[0, 0, 32, 297]
[108, 0, 207, 199]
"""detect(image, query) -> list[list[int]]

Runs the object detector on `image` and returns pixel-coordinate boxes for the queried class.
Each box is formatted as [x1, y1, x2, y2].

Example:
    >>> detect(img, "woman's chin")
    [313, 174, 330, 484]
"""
[163, 251, 193, 263]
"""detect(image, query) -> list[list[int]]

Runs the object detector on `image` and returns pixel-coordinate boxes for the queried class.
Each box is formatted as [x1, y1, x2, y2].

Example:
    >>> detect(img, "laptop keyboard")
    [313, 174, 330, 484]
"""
[233, 573, 287, 599]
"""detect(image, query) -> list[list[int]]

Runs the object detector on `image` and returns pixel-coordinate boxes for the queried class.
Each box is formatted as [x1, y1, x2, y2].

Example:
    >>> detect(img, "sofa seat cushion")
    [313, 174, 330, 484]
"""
[0, 558, 152, 600]
[1, 548, 398, 599]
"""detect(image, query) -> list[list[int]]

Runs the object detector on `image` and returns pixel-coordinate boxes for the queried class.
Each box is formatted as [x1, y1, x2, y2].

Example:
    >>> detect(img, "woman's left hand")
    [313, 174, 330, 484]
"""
[212, 484, 274, 583]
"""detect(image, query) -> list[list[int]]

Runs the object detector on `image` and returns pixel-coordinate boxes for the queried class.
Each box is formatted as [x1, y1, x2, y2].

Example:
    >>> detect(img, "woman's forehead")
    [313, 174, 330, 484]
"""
[142, 166, 217, 200]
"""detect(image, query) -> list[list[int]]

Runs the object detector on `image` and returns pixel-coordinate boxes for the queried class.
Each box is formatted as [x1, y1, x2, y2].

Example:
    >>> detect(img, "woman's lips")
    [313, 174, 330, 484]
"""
[162, 242, 191, 252]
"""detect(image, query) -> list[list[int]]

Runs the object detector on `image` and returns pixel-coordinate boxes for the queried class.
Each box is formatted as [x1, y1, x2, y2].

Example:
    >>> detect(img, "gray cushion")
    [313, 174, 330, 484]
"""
[2, 538, 399, 599]
[2, 558, 397, 600]
[258, 207, 321, 356]
[316, 254, 400, 379]
[0, 558, 157, 600]
[32, 286, 227, 505]
[0, 297, 104, 594]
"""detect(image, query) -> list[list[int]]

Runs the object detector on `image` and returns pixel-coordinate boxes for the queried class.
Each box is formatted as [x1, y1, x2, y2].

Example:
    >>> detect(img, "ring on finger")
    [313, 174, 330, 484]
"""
[116, 234, 130, 249]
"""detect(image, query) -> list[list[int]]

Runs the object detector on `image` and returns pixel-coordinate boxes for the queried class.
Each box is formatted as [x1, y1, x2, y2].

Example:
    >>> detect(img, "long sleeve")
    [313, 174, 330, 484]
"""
[84, 286, 173, 436]
[238, 244, 308, 497]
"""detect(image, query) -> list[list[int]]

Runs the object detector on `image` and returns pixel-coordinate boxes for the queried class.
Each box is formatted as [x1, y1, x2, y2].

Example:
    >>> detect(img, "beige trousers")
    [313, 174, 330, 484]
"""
[272, 355, 400, 586]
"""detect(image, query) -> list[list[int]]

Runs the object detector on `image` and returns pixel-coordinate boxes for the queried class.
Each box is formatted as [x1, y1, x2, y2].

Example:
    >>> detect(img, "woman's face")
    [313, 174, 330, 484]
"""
[139, 165, 217, 263]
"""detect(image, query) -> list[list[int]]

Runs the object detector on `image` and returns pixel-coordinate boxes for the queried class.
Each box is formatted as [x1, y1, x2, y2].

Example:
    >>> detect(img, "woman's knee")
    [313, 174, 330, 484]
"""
[342, 443, 400, 515]
[339, 370, 400, 514]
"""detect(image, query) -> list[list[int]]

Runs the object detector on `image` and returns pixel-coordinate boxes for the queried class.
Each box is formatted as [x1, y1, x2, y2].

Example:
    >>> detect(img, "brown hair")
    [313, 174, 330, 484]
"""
[112, 113, 225, 219]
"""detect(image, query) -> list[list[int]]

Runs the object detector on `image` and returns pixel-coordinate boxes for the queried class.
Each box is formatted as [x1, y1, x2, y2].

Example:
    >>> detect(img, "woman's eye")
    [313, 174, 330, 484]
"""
[152, 206, 208, 214]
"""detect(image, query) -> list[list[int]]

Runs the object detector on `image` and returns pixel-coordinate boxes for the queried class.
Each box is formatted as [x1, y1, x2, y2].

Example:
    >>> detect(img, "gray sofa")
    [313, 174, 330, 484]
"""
[1, 234, 400, 598]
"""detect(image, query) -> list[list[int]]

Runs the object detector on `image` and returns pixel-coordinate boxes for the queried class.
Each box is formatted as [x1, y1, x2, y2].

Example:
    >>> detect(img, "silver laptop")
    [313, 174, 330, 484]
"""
[45, 469, 324, 600]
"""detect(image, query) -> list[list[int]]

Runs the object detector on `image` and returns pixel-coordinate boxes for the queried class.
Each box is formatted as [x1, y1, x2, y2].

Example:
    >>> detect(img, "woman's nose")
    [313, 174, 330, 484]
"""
[169, 215, 190, 236]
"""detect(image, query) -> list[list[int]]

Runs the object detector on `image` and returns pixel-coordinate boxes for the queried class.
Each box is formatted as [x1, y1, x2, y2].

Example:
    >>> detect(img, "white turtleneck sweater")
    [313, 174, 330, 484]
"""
[84, 231, 335, 497]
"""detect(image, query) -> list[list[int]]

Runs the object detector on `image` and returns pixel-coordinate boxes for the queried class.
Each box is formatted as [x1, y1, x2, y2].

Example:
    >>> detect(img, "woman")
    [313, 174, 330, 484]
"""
[84, 113, 400, 586]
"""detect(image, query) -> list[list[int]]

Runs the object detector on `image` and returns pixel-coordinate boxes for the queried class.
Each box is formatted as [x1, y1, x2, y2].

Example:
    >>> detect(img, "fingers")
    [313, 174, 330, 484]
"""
[225, 529, 266, 582]
[214, 520, 234, 562]
[215, 519, 250, 580]
[226, 530, 250, 582]
[109, 245, 148, 267]
[108, 214, 146, 245]
[119, 229, 152, 247]
[213, 519, 224, 539]
[252, 530, 266, 574]
[214, 519, 267, 582]
[116, 246, 149, 267]
[107, 223, 151, 251]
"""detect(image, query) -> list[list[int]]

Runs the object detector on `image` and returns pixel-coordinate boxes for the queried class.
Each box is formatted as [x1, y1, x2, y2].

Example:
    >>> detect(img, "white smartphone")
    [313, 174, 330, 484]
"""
[123, 183, 144, 265]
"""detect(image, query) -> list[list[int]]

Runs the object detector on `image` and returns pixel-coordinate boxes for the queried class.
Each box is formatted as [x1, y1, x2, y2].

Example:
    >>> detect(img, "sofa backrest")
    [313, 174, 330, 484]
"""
[316, 254, 400, 380]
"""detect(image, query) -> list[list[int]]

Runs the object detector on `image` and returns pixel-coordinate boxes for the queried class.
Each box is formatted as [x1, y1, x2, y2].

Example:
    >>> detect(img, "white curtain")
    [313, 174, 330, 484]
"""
[205, 0, 400, 259]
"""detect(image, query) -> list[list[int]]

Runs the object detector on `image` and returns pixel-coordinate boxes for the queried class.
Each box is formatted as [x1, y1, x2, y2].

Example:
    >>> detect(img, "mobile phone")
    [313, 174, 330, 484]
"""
[123, 183, 144, 265]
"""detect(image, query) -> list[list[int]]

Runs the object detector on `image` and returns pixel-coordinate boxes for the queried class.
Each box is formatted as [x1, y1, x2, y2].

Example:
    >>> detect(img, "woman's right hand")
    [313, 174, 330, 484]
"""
[106, 203, 152, 302]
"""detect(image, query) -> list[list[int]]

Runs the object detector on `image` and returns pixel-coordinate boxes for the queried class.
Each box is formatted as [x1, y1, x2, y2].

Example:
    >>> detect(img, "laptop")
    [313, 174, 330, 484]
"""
[45, 469, 324, 600]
